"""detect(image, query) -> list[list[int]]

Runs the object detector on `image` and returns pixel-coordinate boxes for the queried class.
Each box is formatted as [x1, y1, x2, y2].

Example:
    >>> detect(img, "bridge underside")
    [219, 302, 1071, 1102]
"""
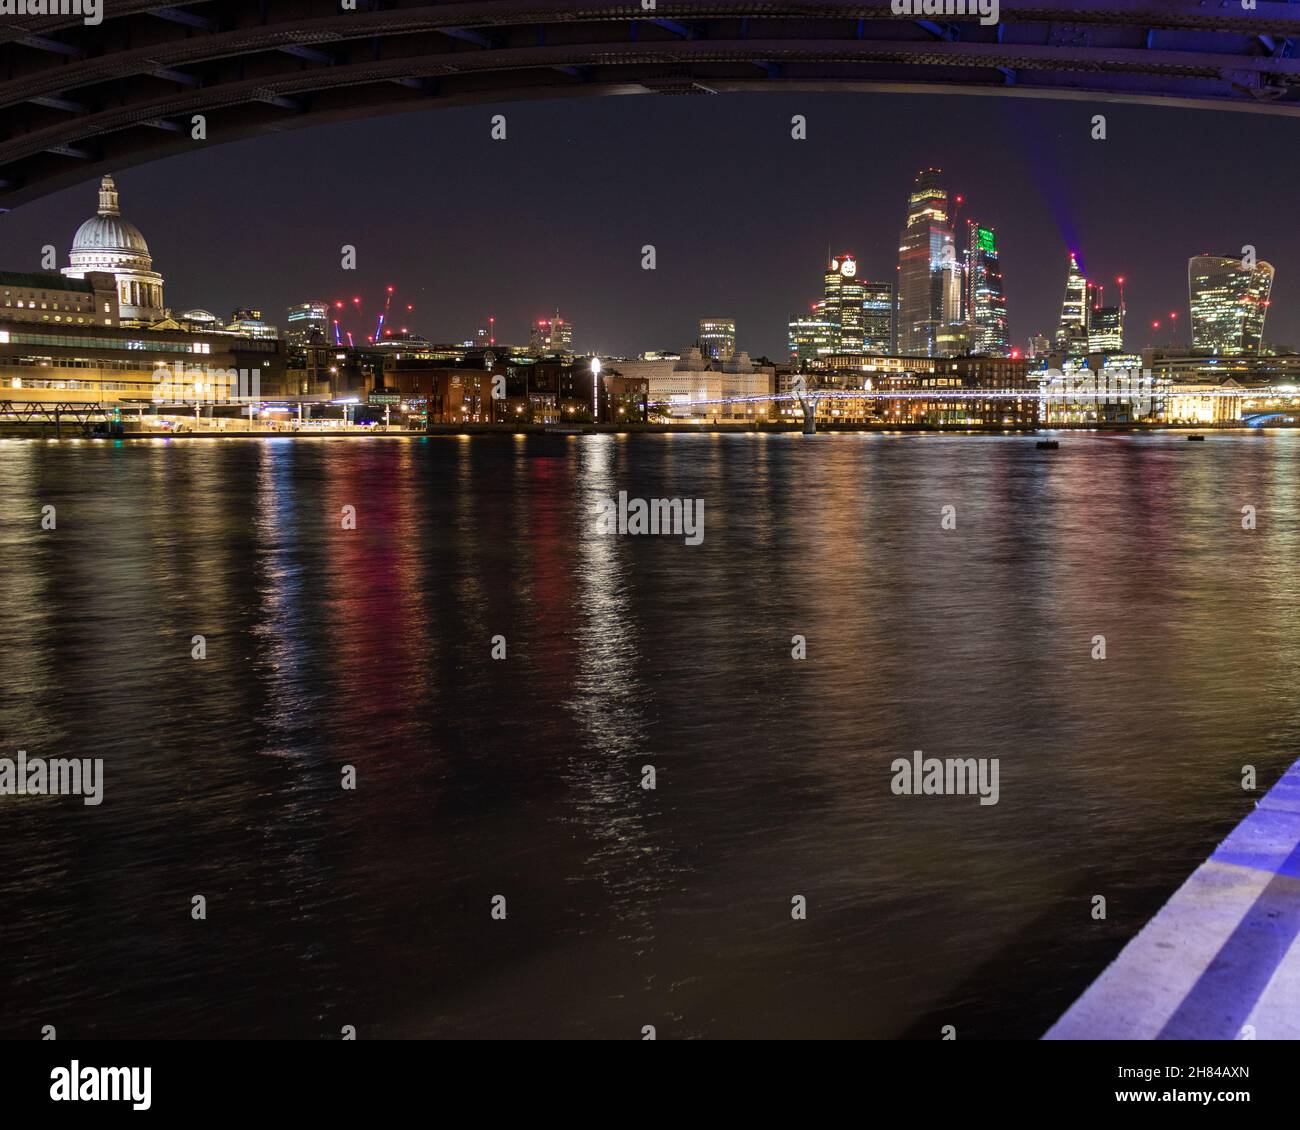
[2, 1, 1300, 208]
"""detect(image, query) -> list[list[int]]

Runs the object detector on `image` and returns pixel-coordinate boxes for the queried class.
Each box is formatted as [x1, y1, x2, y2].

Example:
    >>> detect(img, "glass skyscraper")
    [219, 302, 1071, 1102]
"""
[963, 221, 1008, 357]
[1087, 304, 1124, 354]
[1188, 255, 1274, 355]
[823, 254, 866, 353]
[896, 169, 961, 357]
[788, 306, 836, 367]
[285, 301, 328, 347]
[1055, 252, 1089, 356]
[862, 280, 894, 354]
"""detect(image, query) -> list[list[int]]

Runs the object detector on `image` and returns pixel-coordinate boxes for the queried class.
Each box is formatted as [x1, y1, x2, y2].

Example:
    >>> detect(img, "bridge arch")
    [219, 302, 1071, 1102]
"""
[3, 1, 1300, 208]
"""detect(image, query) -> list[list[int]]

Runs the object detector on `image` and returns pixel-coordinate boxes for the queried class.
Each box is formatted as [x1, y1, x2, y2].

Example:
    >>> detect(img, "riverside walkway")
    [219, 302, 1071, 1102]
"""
[1046, 757, 1300, 1040]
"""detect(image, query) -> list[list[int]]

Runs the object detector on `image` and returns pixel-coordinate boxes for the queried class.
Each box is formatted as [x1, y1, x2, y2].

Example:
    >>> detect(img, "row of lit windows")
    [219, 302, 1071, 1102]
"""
[6, 355, 165, 371]
[0, 331, 213, 354]
[8, 314, 101, 325]
[8, 377, 151, 392]
[4, 298, 93, 310]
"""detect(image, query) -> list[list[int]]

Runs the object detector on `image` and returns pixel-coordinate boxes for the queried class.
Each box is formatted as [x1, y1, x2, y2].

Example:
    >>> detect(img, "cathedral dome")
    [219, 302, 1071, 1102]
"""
[63, 173, 164, 323]
[69, 174, 150, 258]
[71, 214, 149, 256]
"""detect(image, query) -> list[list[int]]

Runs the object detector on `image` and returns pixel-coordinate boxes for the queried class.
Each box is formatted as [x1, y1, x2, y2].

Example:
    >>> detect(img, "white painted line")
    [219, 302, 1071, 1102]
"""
[1046, 758, 1300, 1041]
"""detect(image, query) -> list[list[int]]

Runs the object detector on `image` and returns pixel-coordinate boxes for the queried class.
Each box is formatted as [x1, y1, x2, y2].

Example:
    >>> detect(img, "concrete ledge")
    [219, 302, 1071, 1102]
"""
[1045, 758, 1300, 1040]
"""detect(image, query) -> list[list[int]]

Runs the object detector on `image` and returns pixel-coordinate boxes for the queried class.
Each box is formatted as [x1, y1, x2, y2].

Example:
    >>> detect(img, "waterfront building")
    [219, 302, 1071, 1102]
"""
[62, 175, 165, 326]
[1038, 357, 1168, 425]
[896, 169, 962, 357]
[1164, 378, 1249, 425]
[611, 347, 774, 420]
[1188, 254, 1274, 355]
[284, 344, 379, 397]
[698, 317, 736, 362]
[378, 353, 643, 425]
[779, 353, 1035, 426]
[0, 286, 284, 404]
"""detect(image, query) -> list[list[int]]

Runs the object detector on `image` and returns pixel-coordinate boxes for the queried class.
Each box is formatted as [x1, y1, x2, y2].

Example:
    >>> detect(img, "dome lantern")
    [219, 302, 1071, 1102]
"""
[97, 174, 120, 217]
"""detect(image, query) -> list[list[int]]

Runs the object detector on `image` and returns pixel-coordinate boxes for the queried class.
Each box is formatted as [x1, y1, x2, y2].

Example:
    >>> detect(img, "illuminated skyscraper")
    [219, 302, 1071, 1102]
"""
[1055, 252, 1089, 356]
[963, 221, 1008, 356]
[823, 254, 866, 353]
[1087, 305, 1124, 353]
[698, 317, 736, 362]
[788, 306, 836, 368]
[1188, 255, 1274, 355]
[286, 301, 328, 347]
[896, 169, 961, 357]
[530, 312, 573, 356]
[861, 281, 895, 354]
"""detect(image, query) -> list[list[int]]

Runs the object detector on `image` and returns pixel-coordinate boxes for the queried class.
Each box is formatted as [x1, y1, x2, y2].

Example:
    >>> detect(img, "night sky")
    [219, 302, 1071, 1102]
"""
[4, 92, 1293, 359]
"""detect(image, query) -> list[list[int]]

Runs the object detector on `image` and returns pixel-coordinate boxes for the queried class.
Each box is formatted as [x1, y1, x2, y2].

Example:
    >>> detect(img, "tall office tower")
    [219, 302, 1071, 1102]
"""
[896, 168, 961, 357]
[788, 306, 836, 367]
[963, 221, 1009, 356]
[286, 301, 328, 347]
[1055, 251, 1090, 355]
[698, 317, 737, 362]
[861, 281, 895, 353]
[1088, 305, 1124, 353]
[1188, 254, 1274, 355]
[823, 253, 866, 352]
[530, 312, 574, 356]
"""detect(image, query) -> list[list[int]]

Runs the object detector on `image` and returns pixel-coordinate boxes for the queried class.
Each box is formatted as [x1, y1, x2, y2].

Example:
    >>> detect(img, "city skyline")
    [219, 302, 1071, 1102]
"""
[6, 2, 1300, 1068]
[5, 94, 1296, 361]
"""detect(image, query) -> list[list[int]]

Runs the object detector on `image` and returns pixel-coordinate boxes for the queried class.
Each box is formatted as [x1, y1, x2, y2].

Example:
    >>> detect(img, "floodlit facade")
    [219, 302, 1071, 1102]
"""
[2, 270, 118, 329]
[611, 347, 774, 420]
[1188, 255, 1274, 355]
[62, 174, 165, 326]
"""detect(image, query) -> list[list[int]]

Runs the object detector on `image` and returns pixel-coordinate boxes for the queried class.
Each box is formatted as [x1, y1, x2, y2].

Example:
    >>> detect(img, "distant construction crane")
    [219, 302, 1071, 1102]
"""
[374, 285, 395, 343]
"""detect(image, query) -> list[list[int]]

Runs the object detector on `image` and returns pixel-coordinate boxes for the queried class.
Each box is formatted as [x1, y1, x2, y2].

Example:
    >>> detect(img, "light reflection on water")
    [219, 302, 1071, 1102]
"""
[0, 431, 1297, 1038]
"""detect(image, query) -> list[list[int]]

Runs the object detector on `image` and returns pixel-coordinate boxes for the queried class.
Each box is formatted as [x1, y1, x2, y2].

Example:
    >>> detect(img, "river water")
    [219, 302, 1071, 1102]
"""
[1, 431, 1297, 1039]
